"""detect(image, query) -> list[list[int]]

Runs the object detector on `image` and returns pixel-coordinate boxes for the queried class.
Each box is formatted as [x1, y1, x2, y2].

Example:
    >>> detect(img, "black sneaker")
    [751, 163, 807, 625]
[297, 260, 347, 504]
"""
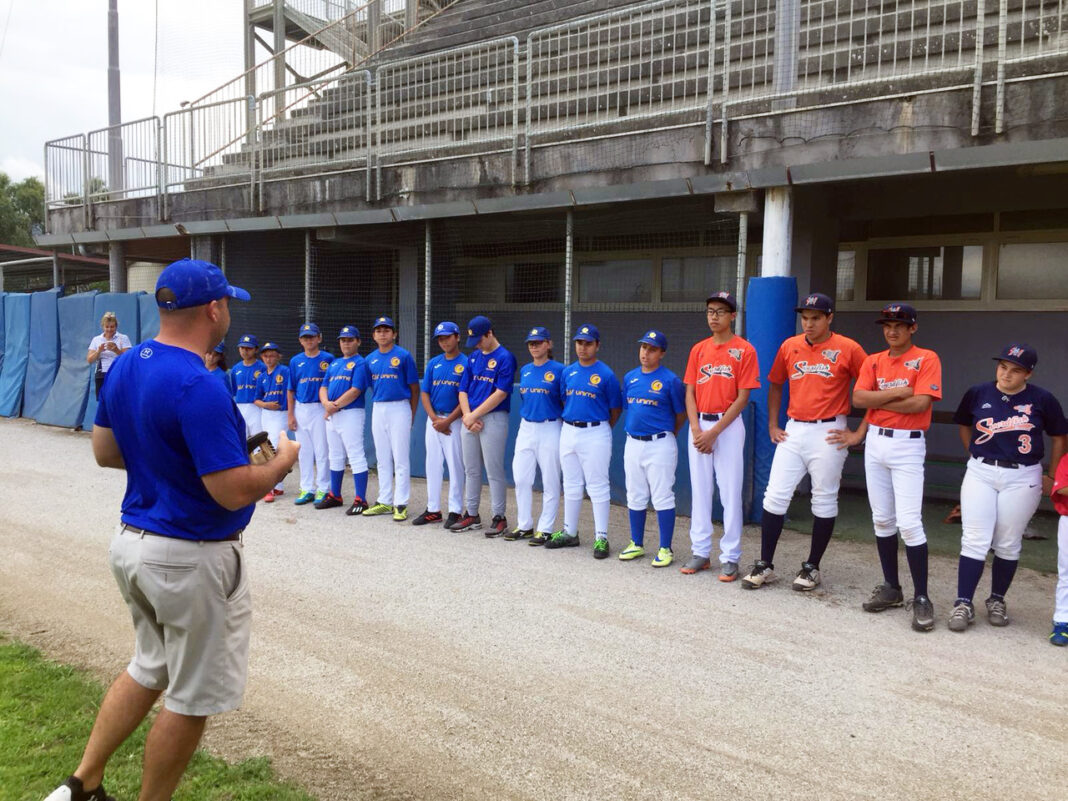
[346, 497, 369, 516]
[544, 531, 580, 549]
[449, 513, 482, 532]
[45, 776, 116, 801]
[412, 510, 443, 526]
[908, 595, 935, 632]
[444, 512, 461, 529]
[484, 515, 508, 538]
[862, 583, 905, 613]
[529, 531, 552, 546]
[504, 527, 534, 541]
[314, 492, 344, 510]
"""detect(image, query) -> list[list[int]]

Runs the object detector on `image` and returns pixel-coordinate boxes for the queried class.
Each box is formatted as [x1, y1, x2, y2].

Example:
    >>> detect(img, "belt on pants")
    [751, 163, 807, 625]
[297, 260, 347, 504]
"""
[790, 417, 837, 424]
[525, 418, 560, 423]
[877, 427, 923, 439]
[978, 457, 1021, 469]
[699, 412, 722, 422]
[121, 523, 243, 543]
[565, 420, 601, 428]
[628, 432, 669, 441]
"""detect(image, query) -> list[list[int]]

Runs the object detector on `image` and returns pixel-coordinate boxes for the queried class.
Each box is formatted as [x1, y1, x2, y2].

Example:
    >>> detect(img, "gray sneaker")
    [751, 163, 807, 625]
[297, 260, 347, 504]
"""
[741, 560, 777, 589]
[718, 561, 740, 582]
[908, 595, 935, 632]
[985, 597, 1009, 627]
[947, 601, 975, 632]
[862, 583, 904, 612]
[679, 555, 711, 574]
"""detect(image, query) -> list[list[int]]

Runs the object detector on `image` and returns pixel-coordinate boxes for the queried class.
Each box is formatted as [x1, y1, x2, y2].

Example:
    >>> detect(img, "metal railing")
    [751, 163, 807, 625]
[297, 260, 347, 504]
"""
[44, 134, 87, 213]
[85, 117, 162, 204]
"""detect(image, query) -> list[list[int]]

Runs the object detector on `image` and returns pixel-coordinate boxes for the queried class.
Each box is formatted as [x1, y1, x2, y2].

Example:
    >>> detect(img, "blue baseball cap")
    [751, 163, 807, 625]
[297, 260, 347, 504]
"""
[213, 340, 226, 354]
[466, 315, 492, 348]
[876, 303, 917, 325]
[638, 329, 667, 350]
[298, 323, 321, 337]
[155, 259, 249, 310]
[796, 292, 834, 314]
[573, 323, 600, 342]
[526, 326, 551, 342]
[433, 321, 460, 337]
[706, 291, 737, 312]
[260, 341, 281, 353]
[373, 316, 396, 330]
[994, 343, 1037, 371]
[338, 325, 360, 339]
[238, 333, 258, 349]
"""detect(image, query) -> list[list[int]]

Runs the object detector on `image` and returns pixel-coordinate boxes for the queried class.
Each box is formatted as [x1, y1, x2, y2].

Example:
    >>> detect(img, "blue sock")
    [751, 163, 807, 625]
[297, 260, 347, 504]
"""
[354, 470, 368, 500]
[656, 508, 675, 550]
[905, 542, 929, 598]
[330, 470, 344, 497]
[956, 555, 985, 604]
[628, 508, 647, 546]
[990, 556, 1018, 600]
[876, 534, 900, 589]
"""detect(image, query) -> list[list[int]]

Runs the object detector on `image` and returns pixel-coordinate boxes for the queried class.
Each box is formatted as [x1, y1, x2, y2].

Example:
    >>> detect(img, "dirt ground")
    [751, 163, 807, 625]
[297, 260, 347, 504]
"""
[1, 417, 1066, 801]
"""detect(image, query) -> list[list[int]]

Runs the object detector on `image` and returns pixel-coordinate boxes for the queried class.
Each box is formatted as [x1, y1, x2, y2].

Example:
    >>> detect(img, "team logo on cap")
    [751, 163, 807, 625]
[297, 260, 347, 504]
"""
[276, 374, 285, 384]
[544, 372, 554, 382]
[821, 349, 840, 364]
[590, 374, 601, 385]
[347, 361, 355, 369]
[805, 296, 818, 306]
[716, 292, 729, 298]
[1008, 346, 1026, 358]
[390, 357, 400, 367]
[454, 364, 464, 374]
[530, 328, 539, 336]
[581, 327, 589, 334]
[303, 325, 312, 331]
[468, 329, 473, 336]
[488, 359, 497, 369]
[728, 348, 743, 362]
[320, 361, 329, 371]
[646, 331, 656, 339]
[887, 305, 901, 313]
[904, 358, 922, 371]
[378, 317, 387, 324]
[242, 336, 251, 342]
[651, 380, 663, 391]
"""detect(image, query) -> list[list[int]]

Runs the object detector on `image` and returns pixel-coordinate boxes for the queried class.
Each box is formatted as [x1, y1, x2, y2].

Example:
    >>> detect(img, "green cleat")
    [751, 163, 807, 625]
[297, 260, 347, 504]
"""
[651, 547, 674, 568]
[293, 491, 316, 505]
[593, 538, 610, 559]
[362, 502, 393, 516]
[544, 531, 579, 549]
[392, 505, 409, 521]
[618, 541, 645, 561]
[314, 490, 327, 504]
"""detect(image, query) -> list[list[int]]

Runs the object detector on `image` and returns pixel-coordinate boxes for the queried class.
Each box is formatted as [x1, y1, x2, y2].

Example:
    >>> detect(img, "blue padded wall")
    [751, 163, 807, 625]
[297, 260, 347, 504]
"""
[22, 288, 62, 420]
[36, 291, 100, 428]
[0, 293, 31, 417]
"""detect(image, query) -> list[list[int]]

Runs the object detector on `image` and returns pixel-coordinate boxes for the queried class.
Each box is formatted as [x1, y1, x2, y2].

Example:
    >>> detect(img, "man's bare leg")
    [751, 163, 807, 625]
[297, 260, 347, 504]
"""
[137, 709, 207, 801]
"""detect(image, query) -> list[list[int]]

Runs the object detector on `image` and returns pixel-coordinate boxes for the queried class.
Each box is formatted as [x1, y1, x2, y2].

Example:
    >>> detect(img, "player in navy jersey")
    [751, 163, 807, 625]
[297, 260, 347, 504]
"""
[317, 326, 371, 512]
[287, 324, 335, 505]
[229, 334, 266, 436]
[547, 324, 623, 558]
[509, 326, 564, 543]
[947, 343, 1068, 631]
[414, 321, 467, 528]
[618, 330, 686, 567]
[254, 342, 291, 502]
[362, 317, 420, 521]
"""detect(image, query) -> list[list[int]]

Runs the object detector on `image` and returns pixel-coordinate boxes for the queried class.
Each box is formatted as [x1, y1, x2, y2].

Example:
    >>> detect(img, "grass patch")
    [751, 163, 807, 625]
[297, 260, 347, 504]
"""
[0, 635, 315, 801]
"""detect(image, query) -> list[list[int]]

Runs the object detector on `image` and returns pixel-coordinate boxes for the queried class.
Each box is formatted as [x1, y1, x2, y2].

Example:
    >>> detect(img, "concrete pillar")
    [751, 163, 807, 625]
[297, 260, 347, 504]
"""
[368, 0, 381, 52]
[109, 241, 127, 292]
[789, 186, 840, 297]
[190, 235, 215, 262]
[52, 251, 61, 288]
[761, 187, 793, 277]
[273, 0, 286, 97]
[397, 246, 419, 362]
[304, 231, 313, 322]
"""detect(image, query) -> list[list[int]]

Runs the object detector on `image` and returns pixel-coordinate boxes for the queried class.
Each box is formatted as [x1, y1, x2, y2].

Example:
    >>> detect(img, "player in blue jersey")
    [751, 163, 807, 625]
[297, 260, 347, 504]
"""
[287, 324, 335, 505]
[947, 343, 1068, 631]
[362, 316, 419, 521]
[254, 341, 291, 503]
[230, 333, 266, 436]
[508, 326, 564, 543]
[205, 341, 229, 384]
[315, 325, 371, 513]
[547, 324, 623, 558]
[451, 315, 517, 536]
[414, 321, 467, 527]
[618, 330, 687, 567]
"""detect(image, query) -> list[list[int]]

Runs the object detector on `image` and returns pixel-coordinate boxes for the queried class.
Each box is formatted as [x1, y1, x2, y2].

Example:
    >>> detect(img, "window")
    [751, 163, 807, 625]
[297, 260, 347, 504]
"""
[836, 250, 856, 302]
[866, 245, 982, 300]
[997, 242, 1068, 299]
[578, 259, 653, 302]
[505, 263, 562, 303]
[661, 256, 735, 302]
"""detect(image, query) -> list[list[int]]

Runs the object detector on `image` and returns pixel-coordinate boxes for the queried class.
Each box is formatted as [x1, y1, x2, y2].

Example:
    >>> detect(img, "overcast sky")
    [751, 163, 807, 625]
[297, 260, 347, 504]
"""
[0, 0, 246, 182]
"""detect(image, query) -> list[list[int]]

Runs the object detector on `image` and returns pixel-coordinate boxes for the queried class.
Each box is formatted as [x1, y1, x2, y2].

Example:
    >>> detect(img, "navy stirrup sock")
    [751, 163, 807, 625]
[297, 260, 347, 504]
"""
[760, 512, 786, 566]
[806, 515, 836, 568]
[990, 556, 1018, 599]
[876, 534, 900, 589]
[905, 542, 929, 598]
[956, 555, 985, 604]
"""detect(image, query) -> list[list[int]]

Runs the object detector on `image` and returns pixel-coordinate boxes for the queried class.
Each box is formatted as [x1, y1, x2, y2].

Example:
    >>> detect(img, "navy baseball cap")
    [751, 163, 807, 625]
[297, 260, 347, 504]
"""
[338, 325, 360, 339]
[994, 343, 1037, 371]
[796, 292, 834, 314]
[213, 340, 226, 354]
[573, 323, 600, 342]
[260, 341, 281, 353]
[638, 329, 668, 350]
[155, 259, 249, 310]
[298, 323, 320, 337]
[526, 326, 551, 342]
[876, 303, 917, 325]
[238, 333, 258, 349]
[706, 291, 737, 312]
[433, 321, 460, 338]
[373, 316, 396, 330]
[466, 315, 492, 348]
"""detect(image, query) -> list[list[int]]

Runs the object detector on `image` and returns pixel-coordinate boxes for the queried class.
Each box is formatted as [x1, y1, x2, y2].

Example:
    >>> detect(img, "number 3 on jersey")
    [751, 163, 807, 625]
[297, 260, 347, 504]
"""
[1018, 434, 1032, 455]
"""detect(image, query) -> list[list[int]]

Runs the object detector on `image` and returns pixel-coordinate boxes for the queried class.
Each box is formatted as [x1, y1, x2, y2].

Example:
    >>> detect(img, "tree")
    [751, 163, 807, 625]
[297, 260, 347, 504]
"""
[0, 172, 45, 247]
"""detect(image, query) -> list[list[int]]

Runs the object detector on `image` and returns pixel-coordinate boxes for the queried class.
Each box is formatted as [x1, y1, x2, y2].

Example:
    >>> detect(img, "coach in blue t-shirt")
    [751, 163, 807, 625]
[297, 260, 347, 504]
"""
[44, 259, 298, 801]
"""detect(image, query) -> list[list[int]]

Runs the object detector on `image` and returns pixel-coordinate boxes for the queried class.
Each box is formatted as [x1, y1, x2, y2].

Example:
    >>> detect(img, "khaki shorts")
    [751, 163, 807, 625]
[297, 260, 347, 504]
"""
[108, 525, 252, 716]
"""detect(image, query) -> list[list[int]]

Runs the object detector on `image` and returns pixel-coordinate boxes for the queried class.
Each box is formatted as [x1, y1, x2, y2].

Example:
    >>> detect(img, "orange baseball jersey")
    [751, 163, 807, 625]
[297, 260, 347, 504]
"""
[768, 332, 867, 419]
[684, 335, 760, 413]
[854, 345, 943, 430]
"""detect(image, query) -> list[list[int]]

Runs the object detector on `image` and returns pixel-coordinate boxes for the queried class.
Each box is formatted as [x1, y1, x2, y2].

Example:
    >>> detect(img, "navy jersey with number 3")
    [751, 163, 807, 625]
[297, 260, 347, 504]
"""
[953, 381, 1068, 465]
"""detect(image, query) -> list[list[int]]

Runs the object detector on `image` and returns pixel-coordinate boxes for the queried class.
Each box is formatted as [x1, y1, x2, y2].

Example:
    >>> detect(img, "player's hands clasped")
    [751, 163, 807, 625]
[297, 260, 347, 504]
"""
[432, 416, 452, 434]
[693, 427, 718, 454]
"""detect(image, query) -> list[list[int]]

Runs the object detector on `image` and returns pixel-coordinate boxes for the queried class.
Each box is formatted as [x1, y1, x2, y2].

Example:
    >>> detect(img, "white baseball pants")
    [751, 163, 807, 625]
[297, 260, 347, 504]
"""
[1055, 517, 1068, 623]
[560, 422, 613, 537]
[512, 419, 562, 532]
[326, 407, 368, 474]
[294, 401, 330, 494]
[624, 434, 677, 511]
[864, 428, 927, 546]
[461, 412, 510, 518]
[763, 416, 850, 518]
[260, 408, 289, 492]
[372, 400, 412, 506]
[236, 402, 261, 438]
[425, 417, 464, 515]
[688, 415, 746, 563]
[959, 457, 1042, 562]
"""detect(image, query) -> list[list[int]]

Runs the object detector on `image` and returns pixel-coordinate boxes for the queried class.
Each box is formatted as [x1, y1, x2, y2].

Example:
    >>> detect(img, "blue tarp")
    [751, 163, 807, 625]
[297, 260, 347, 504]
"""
[83, 293, 142, 431]
[22, 288, 62, 420]
[0, 293, 31, 418]
[139, 294, 160, 341]
[0, 292, 6, 377]
[35, 291, 100, 428]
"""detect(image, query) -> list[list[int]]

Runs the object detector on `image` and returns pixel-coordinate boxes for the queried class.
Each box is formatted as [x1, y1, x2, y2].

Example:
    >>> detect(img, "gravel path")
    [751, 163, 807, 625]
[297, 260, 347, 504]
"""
[1, 417, 1066, 801]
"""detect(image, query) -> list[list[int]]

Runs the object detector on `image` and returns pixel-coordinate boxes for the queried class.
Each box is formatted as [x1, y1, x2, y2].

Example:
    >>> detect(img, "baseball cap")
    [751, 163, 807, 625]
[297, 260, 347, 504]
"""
[573, 323, 600, 342]
[155, 259, 250, 310]
[993, 343, 1037, 371]
[373, 316, 396, 330]
[298, 323, 321, 337]
[338, 325, 360, 339]
[706, 291, 737, 312]
[466, 315, 492, 348]
[876, 303, 917, 325]
[260, 341, 281, 353]
[238, 333, 258, 349]
[433, 321, 460, 338]
[638, 329, 668, 350]
[213, 340, 226, 354]
[526, 326, 551, 342]
[795, 292, 834, 314]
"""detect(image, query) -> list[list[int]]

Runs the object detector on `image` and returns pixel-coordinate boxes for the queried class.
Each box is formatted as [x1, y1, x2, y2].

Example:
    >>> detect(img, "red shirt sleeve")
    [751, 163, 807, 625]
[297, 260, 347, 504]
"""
[854, 355, 876, 392]
[739, 344, 760, 390]
[683, 343, 700, 386]
[848, 340, 867, 379]
[767, 342, 789, 385]
[1052, 454, 1068, 516]
[914, 352, 943, 400]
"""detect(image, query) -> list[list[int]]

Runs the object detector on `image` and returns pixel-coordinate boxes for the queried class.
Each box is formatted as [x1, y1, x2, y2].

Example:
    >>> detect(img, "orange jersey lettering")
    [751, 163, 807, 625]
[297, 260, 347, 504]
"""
[768, 333, 867, 419]
[855, 345, 943, 430]
[684, 335, 760, 413]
